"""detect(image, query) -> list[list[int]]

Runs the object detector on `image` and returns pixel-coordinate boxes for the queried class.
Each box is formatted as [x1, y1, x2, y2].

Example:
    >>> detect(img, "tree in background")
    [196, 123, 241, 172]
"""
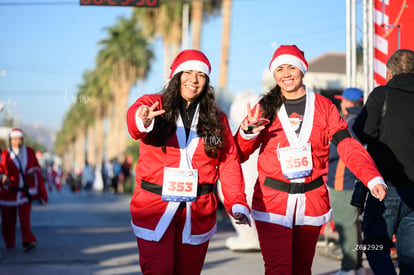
[97, 16, 154, 161]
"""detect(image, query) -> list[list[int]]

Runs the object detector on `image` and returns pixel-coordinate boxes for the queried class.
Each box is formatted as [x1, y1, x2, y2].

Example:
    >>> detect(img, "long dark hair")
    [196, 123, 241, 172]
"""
[259, 85, 285, 123]
[150, 72, 225, 158]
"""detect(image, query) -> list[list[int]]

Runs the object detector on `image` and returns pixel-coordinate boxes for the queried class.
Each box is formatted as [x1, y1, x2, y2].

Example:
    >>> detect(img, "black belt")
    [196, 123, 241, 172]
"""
[8, 187, 25, 192]
[141, 180, 215, 197]
[263, 177, 324, 194]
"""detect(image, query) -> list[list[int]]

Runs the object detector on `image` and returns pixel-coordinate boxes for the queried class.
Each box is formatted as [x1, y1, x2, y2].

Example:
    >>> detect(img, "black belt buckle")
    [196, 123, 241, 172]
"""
[289, 182, 305, 194]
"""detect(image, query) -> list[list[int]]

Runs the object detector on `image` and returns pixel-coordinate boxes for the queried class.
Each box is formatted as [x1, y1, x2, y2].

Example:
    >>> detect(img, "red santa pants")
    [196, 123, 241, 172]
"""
[136, 207, 209, 275]
[1, 201, 37, 248]
[256, 220, 321, 275]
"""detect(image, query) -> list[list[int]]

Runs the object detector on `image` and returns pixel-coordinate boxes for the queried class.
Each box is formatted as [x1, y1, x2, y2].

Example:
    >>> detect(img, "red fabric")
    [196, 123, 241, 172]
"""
[235, 93, 382, 220]
[0, 146, 48, 205]
[1, 202, 36, 248]
[137, 208, 209, 275]
[127, 94, 249, 236]
[336, 136, 382, 185]
[256, 220, 321, 275]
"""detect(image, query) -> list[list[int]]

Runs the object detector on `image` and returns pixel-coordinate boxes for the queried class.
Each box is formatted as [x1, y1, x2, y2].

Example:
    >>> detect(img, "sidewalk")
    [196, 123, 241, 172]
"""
[0, 186, 375, 275]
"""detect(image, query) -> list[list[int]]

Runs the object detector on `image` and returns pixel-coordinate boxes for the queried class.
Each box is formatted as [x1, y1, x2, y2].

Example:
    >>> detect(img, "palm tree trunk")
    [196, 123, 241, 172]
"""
[87, 124, 96, 166]
[191, 0, 204, 50]
[62, 142, 74, 171]
[106, 100, 118, 161]
[106, 71, 131, 160]
[95, 115, 105, 163]
[171, 15, 182, 58]
[163, 42, 171, 80]
[218, 0, 232, 89]
[75, 128, 86, 170]
[70, 139, 76, 170]
[116, 91, 130, 158]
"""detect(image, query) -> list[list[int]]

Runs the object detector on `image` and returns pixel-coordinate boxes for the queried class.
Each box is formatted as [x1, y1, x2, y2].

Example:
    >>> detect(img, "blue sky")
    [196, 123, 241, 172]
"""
[0, 0, 355, 130]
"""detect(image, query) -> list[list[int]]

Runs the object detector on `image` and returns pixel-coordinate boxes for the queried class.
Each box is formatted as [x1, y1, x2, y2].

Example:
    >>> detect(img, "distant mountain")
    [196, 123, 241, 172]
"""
[20, 123, 57, 152]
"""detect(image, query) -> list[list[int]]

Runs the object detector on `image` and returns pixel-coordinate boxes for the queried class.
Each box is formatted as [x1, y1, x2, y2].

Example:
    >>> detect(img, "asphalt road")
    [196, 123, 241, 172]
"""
[0, 185, 378, 275]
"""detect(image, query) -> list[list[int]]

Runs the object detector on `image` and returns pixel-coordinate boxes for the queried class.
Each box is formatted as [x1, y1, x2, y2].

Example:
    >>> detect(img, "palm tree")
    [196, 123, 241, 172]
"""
[218, 0, 231, 90]
[55, 88, 92, 171]
[133, 0, 183, 80]
[191, 0, 204, 50]
[192, 0, 222, 50]
[134, 0, 222, 78]
[97, 15, 154, 160]
[79, 70, 106, 166]
[83, 68, 112, 165]
[55, 67, 102, 170]
[74, 79, 95, 169]
[55, 106, 78, 168]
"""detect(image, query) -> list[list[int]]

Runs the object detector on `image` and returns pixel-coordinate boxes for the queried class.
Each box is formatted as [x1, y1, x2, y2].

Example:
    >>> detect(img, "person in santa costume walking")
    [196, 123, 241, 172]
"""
[0, 128, 48, 252]
[234, 45, 388, 275]
[126, 49, 251, 275]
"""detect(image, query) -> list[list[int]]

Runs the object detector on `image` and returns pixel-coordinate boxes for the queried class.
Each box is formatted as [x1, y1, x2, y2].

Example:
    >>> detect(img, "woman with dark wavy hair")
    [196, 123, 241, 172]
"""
[234, 44, 387, 275]
[126, 49, 250, 275]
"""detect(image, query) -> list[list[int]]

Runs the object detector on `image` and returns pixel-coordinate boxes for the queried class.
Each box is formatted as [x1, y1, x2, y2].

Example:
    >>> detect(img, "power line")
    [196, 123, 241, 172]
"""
[0, 0, 262, 6]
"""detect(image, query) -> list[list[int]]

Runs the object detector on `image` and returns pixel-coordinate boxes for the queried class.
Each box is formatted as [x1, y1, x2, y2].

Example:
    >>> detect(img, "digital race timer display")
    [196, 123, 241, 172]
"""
[80, 0, 159, 7]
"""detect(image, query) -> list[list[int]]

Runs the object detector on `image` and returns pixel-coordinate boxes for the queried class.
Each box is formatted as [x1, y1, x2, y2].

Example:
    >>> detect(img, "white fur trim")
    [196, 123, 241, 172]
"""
[172, 60, 210, 77]
[0, 199, 27, 206]
[252, 192, 332, 228]
[303, 209, 332, 226]
[278, 87, 314, 146]
[252, 209, 293, 228]
[269, 54, 307, 77]
[253, 208, 332, 228]
[130, 202, 180, 241]
[131, 208, 217, 245]
[182, 223, 217, 245]
[239, 127, 260, 140]
[10, 130, 24, 138]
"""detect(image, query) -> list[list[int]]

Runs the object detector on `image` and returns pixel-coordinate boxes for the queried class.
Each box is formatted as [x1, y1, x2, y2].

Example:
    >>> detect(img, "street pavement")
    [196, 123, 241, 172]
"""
[0, 185, 376, 275]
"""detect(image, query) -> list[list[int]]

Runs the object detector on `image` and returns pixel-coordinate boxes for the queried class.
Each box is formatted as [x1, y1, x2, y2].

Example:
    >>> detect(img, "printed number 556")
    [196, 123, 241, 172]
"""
[286, 157, 309, 169]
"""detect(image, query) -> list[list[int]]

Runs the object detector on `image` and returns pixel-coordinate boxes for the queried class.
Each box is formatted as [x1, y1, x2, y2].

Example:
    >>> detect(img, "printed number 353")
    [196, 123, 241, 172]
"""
[168, 181, 193, 192]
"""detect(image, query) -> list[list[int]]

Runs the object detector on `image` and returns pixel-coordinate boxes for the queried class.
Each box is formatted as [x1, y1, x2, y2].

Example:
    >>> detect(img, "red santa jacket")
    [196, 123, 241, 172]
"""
[0, 146, 48, 206]
[126, 94, 250, 245]
[235, 89, 384, 228]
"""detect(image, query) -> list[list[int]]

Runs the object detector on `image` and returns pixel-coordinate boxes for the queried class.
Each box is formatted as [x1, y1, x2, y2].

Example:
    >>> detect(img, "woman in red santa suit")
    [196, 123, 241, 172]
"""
[126, 49, 251, 275]
[0, 128, 48, 252]
[234, 45, 388, 275]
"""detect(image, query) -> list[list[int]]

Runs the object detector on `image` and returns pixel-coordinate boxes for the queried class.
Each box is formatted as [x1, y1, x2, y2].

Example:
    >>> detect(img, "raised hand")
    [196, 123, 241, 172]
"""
[137, 102, 166, 126]
[240, 103, 269, 134]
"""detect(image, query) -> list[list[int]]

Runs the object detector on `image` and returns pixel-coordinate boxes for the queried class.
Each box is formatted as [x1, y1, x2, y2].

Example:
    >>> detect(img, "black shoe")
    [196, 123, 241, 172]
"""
[23, 242, 36, 252]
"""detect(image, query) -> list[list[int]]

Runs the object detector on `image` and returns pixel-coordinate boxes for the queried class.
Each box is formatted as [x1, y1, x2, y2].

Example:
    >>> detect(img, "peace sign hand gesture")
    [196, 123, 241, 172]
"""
[241, 103, 270, 134]
[137, 102, 165, 126]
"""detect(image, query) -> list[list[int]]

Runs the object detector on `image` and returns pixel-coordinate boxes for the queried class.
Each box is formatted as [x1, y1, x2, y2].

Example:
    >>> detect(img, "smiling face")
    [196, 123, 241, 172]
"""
[180, 70, 207, 106]
[273, 64, 306, 99]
